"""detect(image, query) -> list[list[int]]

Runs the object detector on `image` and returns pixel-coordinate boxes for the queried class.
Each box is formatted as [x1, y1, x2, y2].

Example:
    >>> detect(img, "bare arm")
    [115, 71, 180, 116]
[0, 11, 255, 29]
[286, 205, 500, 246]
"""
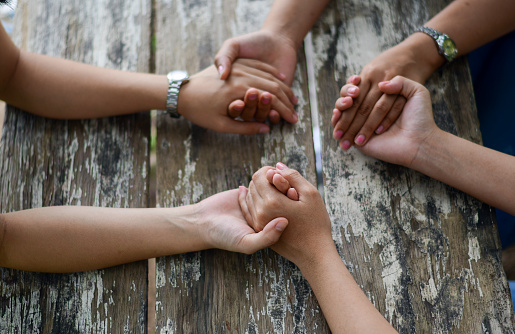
[413, 129, 515, 216]
[0, 23, 295, 134]
[260, 0, 331, 51]
[0, 190, 286, 273]
[410, 0, 515, 77]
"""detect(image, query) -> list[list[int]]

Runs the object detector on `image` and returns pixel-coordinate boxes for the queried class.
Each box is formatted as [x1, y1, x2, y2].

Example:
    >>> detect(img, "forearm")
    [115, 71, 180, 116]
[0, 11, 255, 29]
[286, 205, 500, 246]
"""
[261, 0, 331, 50]
[406, 0, 515, 77]
[425, 0, 515, 57]
[300, 251, 397, 333]
[412, 129, 515, 215]
[1, 51, 168, 119]
[0, 206, 206, 272]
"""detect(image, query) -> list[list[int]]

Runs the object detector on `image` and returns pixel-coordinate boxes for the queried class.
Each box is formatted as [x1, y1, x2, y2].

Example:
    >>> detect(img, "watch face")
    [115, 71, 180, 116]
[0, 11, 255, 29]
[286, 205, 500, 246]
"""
[168, 70, 188, 81]
[442, 38, 457, 57]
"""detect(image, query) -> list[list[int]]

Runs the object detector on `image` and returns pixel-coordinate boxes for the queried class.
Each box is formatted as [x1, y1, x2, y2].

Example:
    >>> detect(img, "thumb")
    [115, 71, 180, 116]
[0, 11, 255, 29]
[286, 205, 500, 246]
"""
[378, 75, 427, 100]
[219, 118, 270, 135]
[214, 39, 240, 80]
[240, 217, 288, 254]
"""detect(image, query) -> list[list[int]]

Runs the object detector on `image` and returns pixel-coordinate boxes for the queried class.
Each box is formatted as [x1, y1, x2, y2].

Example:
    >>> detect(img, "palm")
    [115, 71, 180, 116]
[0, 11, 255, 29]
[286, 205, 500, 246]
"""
[359, 90, 436, 167]
[197, 190, 257, 252]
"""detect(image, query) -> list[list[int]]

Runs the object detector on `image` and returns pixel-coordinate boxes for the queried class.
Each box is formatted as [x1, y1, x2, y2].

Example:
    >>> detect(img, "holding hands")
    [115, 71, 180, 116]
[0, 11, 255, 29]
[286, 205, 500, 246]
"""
[179, 59, 296, 135]
[337, 75, 437, 168]
[238, 164, 334, 268]
[332, 34, 442, 150]
[214, 30, 299, 124]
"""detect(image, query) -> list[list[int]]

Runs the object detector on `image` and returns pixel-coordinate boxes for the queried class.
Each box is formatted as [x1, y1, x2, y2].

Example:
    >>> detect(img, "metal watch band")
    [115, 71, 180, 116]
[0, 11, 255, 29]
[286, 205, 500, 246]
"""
[414, 26, 458, 62]
[166, 71, 189, 118]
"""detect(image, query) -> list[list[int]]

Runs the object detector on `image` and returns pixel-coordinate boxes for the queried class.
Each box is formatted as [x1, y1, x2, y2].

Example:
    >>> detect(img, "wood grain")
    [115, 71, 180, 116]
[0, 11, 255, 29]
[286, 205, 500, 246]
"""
[311, 0, 515, 332]
[0, 1, 151, 333]
[153, 0, 324, 332]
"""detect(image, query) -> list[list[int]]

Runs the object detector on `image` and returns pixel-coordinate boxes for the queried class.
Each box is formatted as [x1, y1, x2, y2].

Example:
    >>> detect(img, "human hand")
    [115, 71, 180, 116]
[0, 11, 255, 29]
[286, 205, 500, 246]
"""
[356, 76, 438, 168]
[239, 164, 335, 269]
[266, 162, 299, 201]
[214, 30, 298, 123]
[332, 35, 440, 150]
[178, 59, 297, 134]
[195, 189, 288, 254]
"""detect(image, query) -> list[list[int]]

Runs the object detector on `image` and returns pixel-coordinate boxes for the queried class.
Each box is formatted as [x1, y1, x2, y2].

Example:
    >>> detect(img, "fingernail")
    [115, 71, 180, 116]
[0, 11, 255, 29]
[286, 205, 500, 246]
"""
[259, 126, 269, 133]
[380, 80, 390, 85]
[334, 130, 343, 139]
[292, 113, 298, 122]
[341, 140, 351, 150]
[333, 108, 339, 115]
[279, 73, 287, 80]
[348, 87, 357, 95]
[262, 97, 271, 104]
[276, 162, 287, 170]
[355, 134, 365, 145]
[293, 96, 299, 104]
[275, 220, 287, 231]
[218, 65, 224, 75]
[376, 125, 384, 134]
[249, 94, 258, 101]
[234, 105, 243, 111]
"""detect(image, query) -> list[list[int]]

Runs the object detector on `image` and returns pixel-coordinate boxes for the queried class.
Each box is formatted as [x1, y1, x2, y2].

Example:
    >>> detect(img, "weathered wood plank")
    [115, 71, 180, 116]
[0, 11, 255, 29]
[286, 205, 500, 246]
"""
[312, 0, 515, 332]
[0, 1, 152, 333]
[153, 0, 324, 332]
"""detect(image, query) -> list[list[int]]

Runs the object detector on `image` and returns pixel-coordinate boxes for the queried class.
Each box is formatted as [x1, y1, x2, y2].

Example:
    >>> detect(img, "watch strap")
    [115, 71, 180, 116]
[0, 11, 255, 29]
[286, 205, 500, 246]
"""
[166, 71, 189, 118]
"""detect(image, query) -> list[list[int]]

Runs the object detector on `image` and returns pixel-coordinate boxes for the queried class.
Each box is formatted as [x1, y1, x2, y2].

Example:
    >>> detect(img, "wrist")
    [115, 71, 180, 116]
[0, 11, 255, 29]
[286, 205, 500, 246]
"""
[409, 127, 449, 173]
[298, 247, 348, 282]
[401, 33, 446, 82]
[259, 25, 301, 51]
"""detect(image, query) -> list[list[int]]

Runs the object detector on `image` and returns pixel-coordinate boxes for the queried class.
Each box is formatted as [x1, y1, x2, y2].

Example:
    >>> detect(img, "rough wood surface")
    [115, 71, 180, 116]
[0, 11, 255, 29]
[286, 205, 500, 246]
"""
[153, 0, 323, 332]
[0, 1, 151, 333]
[311, 0, 515, 332]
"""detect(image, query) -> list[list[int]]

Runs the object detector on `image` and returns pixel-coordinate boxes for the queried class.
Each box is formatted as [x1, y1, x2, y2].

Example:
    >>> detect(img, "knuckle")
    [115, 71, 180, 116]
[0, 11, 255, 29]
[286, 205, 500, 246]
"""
[373, 102, 389, 115]
[357, 102, 374, 116]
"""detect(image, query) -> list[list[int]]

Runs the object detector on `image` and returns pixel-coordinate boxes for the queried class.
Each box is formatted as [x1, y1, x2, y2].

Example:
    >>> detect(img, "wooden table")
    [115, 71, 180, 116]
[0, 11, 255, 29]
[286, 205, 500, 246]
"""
[1, 0, 514, 333]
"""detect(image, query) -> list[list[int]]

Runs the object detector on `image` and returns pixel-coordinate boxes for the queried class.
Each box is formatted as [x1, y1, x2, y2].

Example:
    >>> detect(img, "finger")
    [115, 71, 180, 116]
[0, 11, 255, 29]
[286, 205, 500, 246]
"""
[238, 186, 253, 226]
[266, 168, 276, 184]
[228, 100, 245, 118]
[376, 95, 406, 134]
[236, 58, 288, 83]
[214, 39, 240, 80]
[218, 118, 269, 135]
[286, 188, 299, 201]
[378, 76, 427, 100]
[231, 69, 296, 123]
[340, 84, 360, 99]
[239, 217, 289, 254]
[333, 81, 372, 145]
[337, 85, 383, 150]
[274, 162, 312, 194]
[255, 92, 272, 122]
[272, 173, 290, 194]
[269, 110, 281, 124]
[351, 93, 397, 146]
[332, 109, 343, 130]
[241, 89, 260, 121]
[246, 181, 261, 231]
[334, 97, 353, 111]
[347, 75, 361, 85]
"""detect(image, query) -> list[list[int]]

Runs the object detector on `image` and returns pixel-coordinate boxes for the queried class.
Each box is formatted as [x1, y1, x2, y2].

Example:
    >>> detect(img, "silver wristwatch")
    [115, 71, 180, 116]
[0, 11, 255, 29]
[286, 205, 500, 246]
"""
[166, 70, 189, 118]
[415, 26, 458, 62]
